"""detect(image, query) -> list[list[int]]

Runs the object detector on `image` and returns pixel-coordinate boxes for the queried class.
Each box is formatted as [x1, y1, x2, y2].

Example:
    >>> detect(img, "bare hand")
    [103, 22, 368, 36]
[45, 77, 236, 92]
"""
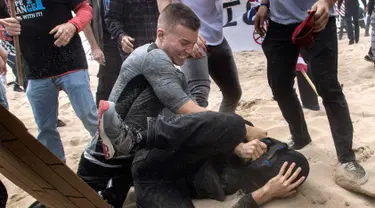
[246, 125, 267, 141]
[254, 6, 268, 37]
[310, 0, 330, 32]
[49, 23, 77, 47]
[191, 34, 206, 58]
[263, 162, 306, 199]
[121, 35, 135, 53]
[234, 139, 267, 160]
[92, 48, 105, 65]
[2, 17, 21, 36]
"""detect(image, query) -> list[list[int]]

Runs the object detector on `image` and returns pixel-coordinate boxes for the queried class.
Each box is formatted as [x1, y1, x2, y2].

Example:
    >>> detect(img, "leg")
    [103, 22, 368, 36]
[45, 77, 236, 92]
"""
[365, 14, 371, 36]
[58, 70, 98, 136]
[181, 56, 211, 108]
[96, 44, 122, 106]
[346, 14, 354, 43]
[353, 8, 360, 43]
[262, 20, 311, 147]
[207, 38, 242, 113]
[371, 13, 375, 58]
[26, 79, 64, 160]
[0, 82, 8, 109]
[301, 18, 355, 163]
[77, 153, 133, 208]
[0, 180, 7, 208]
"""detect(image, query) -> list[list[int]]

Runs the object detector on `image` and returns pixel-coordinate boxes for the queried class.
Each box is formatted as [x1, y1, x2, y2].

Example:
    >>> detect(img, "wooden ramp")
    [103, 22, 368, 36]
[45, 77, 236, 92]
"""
[0, 105, 110, 208]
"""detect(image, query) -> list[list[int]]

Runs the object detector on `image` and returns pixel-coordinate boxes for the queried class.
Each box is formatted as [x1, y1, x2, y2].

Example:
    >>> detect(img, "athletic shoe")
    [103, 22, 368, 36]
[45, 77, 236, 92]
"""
[364, 54, 373, 63]
[98, 100, 142, 159]
[341, 161, 368, 185]
[287, 137, 311, 150]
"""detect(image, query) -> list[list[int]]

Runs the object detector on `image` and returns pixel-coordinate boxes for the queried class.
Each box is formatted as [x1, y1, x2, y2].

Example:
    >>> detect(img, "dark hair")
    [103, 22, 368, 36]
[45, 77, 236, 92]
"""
[158, 3, 200, 31]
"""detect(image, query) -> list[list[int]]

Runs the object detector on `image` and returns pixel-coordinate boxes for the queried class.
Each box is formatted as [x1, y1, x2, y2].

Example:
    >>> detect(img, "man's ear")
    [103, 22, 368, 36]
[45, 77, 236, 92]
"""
[157, 28, 166, 43]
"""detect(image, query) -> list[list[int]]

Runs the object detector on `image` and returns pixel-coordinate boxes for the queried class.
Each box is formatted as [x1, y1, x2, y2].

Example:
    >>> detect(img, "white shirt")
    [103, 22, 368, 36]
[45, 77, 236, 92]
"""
[175, 0, 224, 46]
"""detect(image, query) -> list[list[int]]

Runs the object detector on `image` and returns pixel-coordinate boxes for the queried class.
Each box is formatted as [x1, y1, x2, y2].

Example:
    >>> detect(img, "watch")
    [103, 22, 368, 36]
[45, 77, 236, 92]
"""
[260, 3, 270, 9]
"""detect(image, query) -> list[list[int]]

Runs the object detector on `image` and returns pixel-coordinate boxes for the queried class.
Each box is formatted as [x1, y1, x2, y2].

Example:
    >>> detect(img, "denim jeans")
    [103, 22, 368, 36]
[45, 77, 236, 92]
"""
[0, 81, 8, 109]
[181, 38, 242, 113]
[371, 13, 375, 57]
[26, 70, 98, 161]
[262, 18, 355, 163]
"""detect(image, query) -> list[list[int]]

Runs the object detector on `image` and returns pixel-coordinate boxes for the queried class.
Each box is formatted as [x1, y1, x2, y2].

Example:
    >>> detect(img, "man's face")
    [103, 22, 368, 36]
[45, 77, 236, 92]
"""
[158, 24, 198, 66]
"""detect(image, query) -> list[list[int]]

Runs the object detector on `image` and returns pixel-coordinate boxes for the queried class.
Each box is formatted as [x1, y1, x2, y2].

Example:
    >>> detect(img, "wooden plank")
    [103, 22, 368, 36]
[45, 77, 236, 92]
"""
[47, 189, 78, 208]
[69, 197, 97, 208]
[0, 105, 111, 207]
[33, 190, 60, 208]
[52, 165, 111, 208]
[0, 148, 42, 191]
[0, 107, 62, 165]
[0, 168, 57, 208]
[0, 138, 54, 189]
[3, 140, 82, 197]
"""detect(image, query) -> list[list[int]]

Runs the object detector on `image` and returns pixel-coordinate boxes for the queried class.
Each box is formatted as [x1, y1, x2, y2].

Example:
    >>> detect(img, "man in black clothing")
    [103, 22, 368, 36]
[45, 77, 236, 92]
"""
[90, 0, 123, 106]
[338, 0, 367, 44]
[104, 0, 159, 61]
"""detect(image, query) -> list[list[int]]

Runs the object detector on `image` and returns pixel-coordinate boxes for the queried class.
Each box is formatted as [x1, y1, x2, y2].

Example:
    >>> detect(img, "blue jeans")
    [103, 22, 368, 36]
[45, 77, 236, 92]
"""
[26, 70, 98, 161]
[0, 82, 8, 109]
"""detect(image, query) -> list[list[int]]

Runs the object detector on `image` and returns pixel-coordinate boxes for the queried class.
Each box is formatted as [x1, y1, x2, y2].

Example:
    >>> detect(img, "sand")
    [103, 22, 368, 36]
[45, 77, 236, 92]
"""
[2, 35, 375, 207]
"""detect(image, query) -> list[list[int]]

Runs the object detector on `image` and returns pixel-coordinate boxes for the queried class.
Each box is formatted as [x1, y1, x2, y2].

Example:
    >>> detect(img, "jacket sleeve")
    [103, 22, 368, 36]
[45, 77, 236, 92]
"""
[104, 0, 126, 46]
[68, 0, 93, 32]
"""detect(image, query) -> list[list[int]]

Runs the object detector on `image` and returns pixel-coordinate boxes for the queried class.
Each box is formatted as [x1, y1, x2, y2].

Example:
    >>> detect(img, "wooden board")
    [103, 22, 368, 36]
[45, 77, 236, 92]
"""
[0, 105, 110, 207]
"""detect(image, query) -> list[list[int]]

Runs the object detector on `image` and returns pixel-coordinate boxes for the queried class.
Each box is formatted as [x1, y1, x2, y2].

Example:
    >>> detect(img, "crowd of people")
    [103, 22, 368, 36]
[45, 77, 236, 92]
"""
[0, 0, 371, 207]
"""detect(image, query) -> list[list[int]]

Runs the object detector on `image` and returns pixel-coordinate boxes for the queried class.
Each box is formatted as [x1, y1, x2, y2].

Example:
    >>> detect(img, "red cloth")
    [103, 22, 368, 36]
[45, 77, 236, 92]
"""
[68, 0, 93, 32]
[292, 11, 316, 48]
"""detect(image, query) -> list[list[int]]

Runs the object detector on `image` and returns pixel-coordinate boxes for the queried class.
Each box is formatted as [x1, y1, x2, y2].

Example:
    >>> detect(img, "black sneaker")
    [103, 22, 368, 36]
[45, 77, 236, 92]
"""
[28, 201, 47, 208]
[341, 161, 369, 185]
[349, 40, 355, 45]
[13, 84, 24, 92]
[57, 119, 66, 127]
[364, 54, 374, 63]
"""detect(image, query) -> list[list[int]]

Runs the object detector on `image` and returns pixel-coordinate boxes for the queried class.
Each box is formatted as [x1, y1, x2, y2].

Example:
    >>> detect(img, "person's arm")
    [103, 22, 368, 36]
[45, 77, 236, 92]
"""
[104, 0, 127, 46]
[234, 162, 307, 207]
[143, 50, 208, 114]
[83, 25, 105, 65]
[157, 0, 172, 12]
[68, 0, 93, 32]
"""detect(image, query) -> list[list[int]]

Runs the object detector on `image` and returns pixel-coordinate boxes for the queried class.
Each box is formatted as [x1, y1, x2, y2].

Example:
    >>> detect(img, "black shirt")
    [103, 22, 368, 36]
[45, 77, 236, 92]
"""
[1, 0, 88, 79]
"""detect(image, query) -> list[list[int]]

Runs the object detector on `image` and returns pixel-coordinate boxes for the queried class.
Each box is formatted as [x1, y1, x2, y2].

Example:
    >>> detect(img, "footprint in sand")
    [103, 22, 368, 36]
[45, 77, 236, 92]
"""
[69, 137, 80, 147]
[353, 146, 374, 162]
[299, 182, 329, 205]
[237, 99, 262, 110]
[9, 194, 25, 201]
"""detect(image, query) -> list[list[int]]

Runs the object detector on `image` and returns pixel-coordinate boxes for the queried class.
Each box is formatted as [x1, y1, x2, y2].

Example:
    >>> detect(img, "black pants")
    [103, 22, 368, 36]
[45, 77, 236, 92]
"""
[262, 18, 355, 163]
[346, 5, 360, 42]
[132, 112, 308, 208]
[96, 42, 123, 106]
[77, 154, 133, 208]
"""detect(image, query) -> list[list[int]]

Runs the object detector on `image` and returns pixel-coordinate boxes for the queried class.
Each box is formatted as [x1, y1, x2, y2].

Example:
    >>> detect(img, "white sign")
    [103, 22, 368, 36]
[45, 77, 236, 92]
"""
[222, 0, 263, 52]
